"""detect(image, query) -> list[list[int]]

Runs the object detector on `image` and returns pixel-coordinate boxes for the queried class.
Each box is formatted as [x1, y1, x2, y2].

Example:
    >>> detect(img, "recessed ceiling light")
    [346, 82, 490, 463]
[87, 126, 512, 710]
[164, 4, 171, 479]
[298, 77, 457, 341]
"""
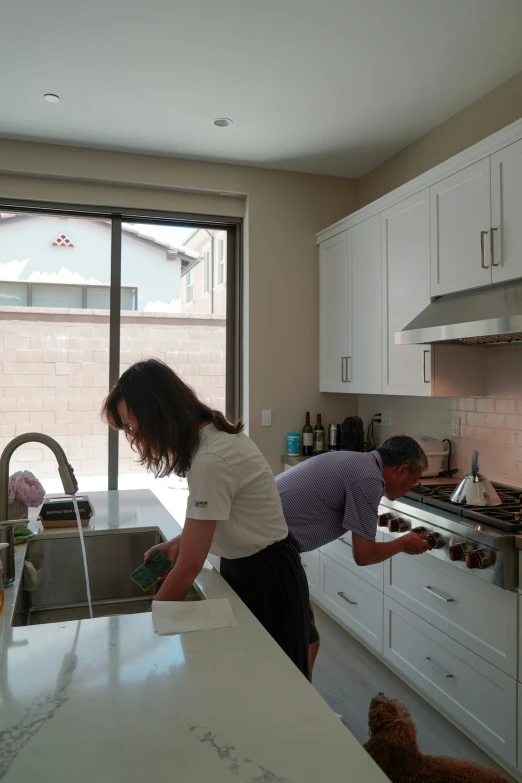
[213, 118, 233, 128]
[44, 94, 60, 103]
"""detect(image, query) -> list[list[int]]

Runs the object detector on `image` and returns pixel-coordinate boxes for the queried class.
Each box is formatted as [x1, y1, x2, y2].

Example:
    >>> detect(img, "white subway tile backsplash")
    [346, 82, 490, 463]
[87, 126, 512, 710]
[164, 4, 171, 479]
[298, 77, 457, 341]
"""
[358, 382, 522, 485]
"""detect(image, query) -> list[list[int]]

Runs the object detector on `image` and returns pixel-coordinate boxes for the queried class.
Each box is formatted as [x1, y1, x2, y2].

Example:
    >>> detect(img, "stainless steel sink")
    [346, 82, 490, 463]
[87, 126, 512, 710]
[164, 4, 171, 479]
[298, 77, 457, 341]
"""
[11, 527, 202, 627]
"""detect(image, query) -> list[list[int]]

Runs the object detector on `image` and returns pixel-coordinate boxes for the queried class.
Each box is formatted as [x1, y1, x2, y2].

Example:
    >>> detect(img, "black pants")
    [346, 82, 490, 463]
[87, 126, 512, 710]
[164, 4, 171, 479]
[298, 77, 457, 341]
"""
[220, 537, 310, 678]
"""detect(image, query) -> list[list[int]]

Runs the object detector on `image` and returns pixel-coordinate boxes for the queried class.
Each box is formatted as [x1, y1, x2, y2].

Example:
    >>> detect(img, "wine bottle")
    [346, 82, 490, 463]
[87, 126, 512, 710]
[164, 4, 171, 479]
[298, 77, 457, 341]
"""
[313, 413, 324, 456]
[302, 411, 313, 456]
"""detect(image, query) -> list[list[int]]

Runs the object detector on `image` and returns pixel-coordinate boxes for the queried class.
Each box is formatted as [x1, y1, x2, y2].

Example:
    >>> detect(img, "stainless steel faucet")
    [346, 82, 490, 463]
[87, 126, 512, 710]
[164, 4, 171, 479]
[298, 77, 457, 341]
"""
[0, 433, 78, 586]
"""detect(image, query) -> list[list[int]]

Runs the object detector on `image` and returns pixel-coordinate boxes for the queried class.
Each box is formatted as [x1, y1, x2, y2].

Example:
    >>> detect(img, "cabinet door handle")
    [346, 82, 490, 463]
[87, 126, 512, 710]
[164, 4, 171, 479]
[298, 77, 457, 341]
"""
[341, 357, 347, 383]
[339, 537, 352, 548]
[337, 591, 357, 605]
[422, 350, 430, 383]
[424, 656, 453, 678]
[490, 227, 499, 266]
[480, 230, 490, 269]
[346, 356, 352, 383]
[423, 585, 454, 603]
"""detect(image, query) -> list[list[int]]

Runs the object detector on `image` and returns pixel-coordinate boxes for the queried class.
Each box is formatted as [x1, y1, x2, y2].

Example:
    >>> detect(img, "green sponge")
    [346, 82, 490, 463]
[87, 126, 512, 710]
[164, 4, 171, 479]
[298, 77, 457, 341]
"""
[130, 550, 173, 592]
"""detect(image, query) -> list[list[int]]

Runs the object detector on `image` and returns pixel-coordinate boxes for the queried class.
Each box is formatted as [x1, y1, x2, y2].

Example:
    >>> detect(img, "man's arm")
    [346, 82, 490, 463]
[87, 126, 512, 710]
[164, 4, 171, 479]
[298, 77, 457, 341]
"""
[351, 531, 431, 566]
[154, 518, 216, 601]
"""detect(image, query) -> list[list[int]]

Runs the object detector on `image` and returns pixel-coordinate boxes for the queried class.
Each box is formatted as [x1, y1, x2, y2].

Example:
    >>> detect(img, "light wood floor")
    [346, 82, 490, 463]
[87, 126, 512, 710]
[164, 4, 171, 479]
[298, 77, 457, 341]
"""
[311, 603, 516, 782]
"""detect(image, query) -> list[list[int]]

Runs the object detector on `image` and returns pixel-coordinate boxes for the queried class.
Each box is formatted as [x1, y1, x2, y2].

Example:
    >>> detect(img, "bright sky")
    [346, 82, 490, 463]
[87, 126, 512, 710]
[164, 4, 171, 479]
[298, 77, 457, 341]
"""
[126, 224, 195, 248]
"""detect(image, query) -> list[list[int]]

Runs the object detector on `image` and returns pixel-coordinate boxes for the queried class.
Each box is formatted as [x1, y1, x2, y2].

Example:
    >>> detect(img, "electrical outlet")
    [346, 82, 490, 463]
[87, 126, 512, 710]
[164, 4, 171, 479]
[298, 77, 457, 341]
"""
[384, 410, 392, 427]
[261, 410, 272, 427]
[451, 417, 460, 438]
[374, 411, 382, 423]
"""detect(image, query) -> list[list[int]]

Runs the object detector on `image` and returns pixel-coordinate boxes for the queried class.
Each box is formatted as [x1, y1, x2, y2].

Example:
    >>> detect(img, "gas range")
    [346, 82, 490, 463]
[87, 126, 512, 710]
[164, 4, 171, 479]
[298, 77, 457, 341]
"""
[379, 481, 522, 591]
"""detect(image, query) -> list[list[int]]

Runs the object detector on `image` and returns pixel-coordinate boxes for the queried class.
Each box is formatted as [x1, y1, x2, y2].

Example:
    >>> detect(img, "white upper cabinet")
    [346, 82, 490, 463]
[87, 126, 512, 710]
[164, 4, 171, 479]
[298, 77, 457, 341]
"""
[348, 215, 382, 394]
[319, 217, 382, 395]
[381, 191, 431, 396]
[318, 119, 522, 398]
[491, 138, 522, 284]
[430, 158, 492, 296]
[319, 233, 351, 393]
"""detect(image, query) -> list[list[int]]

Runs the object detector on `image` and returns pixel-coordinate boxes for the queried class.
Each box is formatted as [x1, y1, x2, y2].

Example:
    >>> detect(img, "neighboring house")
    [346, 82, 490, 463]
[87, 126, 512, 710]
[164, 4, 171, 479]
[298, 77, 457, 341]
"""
[181, 228, 227, 315]
[0, 214, 197, 313]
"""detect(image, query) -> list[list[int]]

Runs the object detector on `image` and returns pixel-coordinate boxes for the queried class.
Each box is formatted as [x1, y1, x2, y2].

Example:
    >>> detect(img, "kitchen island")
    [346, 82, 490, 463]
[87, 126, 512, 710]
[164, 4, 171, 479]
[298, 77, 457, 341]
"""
[0, 490, 387, 783]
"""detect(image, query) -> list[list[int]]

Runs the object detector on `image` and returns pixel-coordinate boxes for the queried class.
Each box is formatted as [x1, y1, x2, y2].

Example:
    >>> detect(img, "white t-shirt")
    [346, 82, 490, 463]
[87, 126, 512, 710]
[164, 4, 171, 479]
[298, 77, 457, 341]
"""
[186, 423, 288, 559]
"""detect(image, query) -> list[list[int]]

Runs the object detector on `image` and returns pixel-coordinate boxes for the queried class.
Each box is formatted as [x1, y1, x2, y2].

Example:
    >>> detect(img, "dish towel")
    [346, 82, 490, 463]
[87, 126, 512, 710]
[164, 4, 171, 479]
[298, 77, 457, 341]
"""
[152, 598, 238, 636]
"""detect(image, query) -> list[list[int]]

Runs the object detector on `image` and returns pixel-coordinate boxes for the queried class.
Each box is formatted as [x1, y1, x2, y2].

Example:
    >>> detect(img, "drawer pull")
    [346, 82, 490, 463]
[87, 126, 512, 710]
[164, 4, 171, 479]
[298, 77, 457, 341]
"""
[337, 591, 357, 605]
[424, 656, 453, 678]
[339, 537, 352, 548]
[423, 585, 454, 603]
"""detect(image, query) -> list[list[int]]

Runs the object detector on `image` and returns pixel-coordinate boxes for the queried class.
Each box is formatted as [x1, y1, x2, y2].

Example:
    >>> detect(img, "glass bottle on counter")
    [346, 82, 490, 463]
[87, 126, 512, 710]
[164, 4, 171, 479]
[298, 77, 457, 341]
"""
[313, 414, 324, 456]
[302, 411, 313, 456]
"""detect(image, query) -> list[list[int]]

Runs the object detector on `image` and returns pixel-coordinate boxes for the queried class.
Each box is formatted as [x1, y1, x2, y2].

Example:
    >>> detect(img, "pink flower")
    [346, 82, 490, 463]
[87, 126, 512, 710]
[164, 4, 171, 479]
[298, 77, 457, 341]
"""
[8, 471, 45, 507]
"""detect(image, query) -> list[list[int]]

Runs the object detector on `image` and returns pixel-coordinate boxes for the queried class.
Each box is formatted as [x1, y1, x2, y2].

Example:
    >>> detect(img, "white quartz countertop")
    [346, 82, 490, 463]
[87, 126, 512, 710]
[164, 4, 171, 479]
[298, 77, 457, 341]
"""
[0, 490, 387, 783]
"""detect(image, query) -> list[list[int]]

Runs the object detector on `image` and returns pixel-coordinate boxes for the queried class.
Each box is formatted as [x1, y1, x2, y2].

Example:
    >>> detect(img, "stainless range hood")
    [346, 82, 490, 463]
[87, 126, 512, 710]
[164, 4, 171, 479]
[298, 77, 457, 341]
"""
[396, 280, 522, 345]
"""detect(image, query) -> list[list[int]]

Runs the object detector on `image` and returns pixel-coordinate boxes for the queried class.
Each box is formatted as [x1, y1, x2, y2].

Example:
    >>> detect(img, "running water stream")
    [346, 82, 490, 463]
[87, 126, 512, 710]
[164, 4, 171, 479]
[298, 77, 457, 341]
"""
[71, 493, 93, 619]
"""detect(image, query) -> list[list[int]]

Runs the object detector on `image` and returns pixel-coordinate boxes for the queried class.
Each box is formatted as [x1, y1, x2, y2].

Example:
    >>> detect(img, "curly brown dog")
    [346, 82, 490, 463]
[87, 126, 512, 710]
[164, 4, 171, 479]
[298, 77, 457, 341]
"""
[363, 694, 509, 783]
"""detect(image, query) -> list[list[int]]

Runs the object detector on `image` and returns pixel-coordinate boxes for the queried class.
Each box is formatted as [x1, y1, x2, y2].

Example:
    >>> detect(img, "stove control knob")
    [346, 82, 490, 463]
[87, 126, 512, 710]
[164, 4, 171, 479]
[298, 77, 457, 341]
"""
[466, 549, 494, 570]
[388, 517, 408, 533]
[449, 544, 466, 561]
[426, 532, 444, 550]
[378, 513, 391, 527]
[412, 526, 428, 536]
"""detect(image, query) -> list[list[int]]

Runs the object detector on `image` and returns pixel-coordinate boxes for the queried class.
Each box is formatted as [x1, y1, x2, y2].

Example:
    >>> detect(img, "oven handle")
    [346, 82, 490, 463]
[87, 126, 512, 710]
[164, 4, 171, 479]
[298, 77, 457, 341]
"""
[423, 585, 454, 603]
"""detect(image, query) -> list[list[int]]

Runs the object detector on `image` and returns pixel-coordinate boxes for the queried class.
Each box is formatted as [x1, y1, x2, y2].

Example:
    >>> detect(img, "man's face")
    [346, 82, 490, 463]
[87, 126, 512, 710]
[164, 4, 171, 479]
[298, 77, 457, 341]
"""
[384, 464, 423, 501]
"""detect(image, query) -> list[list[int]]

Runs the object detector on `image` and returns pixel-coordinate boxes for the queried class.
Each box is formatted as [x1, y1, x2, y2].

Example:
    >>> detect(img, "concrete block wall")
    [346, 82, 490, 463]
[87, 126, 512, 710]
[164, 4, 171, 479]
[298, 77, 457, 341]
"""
[0, 309, 226, 483]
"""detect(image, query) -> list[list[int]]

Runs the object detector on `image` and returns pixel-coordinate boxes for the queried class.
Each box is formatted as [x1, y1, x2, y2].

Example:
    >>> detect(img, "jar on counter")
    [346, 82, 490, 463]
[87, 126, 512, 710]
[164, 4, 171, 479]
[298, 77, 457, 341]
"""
[286, 433, 301, 457]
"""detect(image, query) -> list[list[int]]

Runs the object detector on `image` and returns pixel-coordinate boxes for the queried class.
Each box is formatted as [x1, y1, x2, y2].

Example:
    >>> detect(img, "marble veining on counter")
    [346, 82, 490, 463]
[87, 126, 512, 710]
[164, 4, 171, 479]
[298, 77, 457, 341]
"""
[0, 490, 387, 783]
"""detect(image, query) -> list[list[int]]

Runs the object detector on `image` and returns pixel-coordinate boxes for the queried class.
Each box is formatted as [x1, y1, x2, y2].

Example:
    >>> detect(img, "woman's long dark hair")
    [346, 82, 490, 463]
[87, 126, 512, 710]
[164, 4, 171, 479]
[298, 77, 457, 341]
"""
[102, 359, 243, 478]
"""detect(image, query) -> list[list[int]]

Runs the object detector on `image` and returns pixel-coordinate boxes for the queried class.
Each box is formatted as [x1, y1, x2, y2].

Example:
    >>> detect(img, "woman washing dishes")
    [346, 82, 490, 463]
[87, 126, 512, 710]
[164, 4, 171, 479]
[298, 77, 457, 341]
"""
[102, 359, 310, 678]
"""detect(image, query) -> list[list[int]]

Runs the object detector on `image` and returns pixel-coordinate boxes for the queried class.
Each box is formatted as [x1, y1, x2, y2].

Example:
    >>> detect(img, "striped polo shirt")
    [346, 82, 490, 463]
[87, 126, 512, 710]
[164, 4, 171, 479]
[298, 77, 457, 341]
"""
[275, 450, 384, 553]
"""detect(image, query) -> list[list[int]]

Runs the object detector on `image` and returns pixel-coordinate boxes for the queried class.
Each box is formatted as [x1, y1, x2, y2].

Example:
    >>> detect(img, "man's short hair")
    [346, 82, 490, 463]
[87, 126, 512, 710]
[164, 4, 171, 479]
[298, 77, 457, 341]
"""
[377, 435, 428, 475]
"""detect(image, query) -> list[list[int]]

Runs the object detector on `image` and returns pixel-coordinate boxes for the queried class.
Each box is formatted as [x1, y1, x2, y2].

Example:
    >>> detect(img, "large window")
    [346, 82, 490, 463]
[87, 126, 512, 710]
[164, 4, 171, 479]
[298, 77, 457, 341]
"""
[0, 208, 240, 504]
[0, 212, 111, 491]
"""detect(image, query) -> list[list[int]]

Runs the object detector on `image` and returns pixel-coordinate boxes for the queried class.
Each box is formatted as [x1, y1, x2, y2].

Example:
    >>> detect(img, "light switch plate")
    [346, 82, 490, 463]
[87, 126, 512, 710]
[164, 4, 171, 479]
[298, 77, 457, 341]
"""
[451, 417, 460, 438]
[262, 410, 272, 427]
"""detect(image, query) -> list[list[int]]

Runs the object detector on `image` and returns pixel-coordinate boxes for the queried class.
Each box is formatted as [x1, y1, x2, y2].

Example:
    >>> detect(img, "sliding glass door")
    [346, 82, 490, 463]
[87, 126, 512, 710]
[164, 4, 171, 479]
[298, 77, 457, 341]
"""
[0, 205, 241, 509]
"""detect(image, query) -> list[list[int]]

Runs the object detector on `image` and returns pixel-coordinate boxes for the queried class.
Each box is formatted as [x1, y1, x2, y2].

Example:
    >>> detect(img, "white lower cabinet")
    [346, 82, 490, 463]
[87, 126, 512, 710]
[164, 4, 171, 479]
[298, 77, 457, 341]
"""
[321, 531, 384, 591]
[518, 684, 522, 773]
[383, 596, 517, 766]
[301, 550, 320, 599]
[319, 552, 383, 653]
[384, 547, 517, 677]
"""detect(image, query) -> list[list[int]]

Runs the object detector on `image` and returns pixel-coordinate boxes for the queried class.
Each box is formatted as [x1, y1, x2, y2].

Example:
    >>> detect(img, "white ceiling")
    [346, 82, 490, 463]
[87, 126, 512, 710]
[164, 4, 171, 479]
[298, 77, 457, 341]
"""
[1, 0, 522, 178]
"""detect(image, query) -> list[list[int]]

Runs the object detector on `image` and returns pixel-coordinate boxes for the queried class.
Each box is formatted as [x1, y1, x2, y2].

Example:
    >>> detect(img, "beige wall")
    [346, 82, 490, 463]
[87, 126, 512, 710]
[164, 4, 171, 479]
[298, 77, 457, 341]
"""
[357, 69, 522, 208]
[0, 141, 358, 472]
